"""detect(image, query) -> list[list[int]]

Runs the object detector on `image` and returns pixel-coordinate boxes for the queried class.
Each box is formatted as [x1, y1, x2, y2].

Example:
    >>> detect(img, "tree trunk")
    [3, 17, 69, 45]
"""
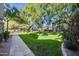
[52, 23, 54, 31]
[6, 18, 9, 32]
[27, 25, 32, 32]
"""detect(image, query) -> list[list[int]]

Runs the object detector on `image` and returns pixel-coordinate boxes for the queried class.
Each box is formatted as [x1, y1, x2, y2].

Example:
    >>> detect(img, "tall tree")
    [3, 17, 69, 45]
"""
[23, 4, 43, 31]
[4, 4, 20, 31]
[61, 3, 79, 50]
[19, 3, 74, 32]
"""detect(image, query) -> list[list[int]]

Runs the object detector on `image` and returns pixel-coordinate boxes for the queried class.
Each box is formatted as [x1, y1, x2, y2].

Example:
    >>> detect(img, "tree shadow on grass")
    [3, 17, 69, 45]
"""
[27, 33, 39, 39]
[37, 32, 61, 36]
[19, 33, 62, 56]
[48, 32, 61, 35]
[41, 32, 48, 36]
[29, 39, 62, 56]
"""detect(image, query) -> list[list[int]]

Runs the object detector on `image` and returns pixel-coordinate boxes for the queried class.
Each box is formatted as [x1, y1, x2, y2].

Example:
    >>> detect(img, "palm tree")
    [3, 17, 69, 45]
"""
[4, 4, 20, 32]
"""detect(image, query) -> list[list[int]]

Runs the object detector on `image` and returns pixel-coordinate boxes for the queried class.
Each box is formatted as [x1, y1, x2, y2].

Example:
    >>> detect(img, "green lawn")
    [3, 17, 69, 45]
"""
[19, 32, 62, 56]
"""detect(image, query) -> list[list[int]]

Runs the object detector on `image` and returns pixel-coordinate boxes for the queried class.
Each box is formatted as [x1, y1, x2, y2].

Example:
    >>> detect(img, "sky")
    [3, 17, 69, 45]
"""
[9, 3, 26, 9]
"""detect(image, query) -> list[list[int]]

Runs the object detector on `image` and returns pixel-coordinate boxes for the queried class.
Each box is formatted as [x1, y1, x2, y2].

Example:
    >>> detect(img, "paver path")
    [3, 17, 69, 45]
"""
[0, 37, 11, 56]
[9, 35, 35, 56]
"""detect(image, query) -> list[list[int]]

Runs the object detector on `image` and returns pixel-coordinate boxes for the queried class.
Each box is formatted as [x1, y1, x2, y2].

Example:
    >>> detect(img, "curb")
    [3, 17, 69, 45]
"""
[61, 43, 67, 56]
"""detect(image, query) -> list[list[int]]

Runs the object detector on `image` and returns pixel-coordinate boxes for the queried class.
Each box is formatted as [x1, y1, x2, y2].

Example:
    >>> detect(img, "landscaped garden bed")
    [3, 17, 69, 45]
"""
[19, 32, 62, 56]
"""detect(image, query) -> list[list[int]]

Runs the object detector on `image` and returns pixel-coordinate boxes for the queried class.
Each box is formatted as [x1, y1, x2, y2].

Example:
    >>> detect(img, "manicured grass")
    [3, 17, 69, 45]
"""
[19, 32, 62, 56]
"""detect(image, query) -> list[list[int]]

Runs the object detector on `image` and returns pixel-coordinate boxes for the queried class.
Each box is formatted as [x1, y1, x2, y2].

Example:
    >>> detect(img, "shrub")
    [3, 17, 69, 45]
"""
[0, 33, 3, 43]
[62, 9, 79, 51]
[3, 31, 10, 42]
[49, 30, 52, 32]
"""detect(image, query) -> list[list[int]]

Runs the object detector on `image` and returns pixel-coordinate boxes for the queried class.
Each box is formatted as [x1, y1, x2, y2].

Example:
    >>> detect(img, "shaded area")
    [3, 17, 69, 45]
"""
[0, 37, 11, 56]
[19, 32, 62, 56]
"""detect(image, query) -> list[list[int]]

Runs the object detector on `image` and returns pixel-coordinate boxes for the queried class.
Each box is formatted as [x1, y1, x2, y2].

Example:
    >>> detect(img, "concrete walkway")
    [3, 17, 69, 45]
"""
[9, 35, 35, 56]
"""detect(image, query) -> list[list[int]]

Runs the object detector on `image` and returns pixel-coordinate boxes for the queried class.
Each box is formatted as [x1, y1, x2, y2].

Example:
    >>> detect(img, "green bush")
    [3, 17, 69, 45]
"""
[0, 33, 3, 43]
[3, 31, 10, 42]
[62, 9, 79, 51]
